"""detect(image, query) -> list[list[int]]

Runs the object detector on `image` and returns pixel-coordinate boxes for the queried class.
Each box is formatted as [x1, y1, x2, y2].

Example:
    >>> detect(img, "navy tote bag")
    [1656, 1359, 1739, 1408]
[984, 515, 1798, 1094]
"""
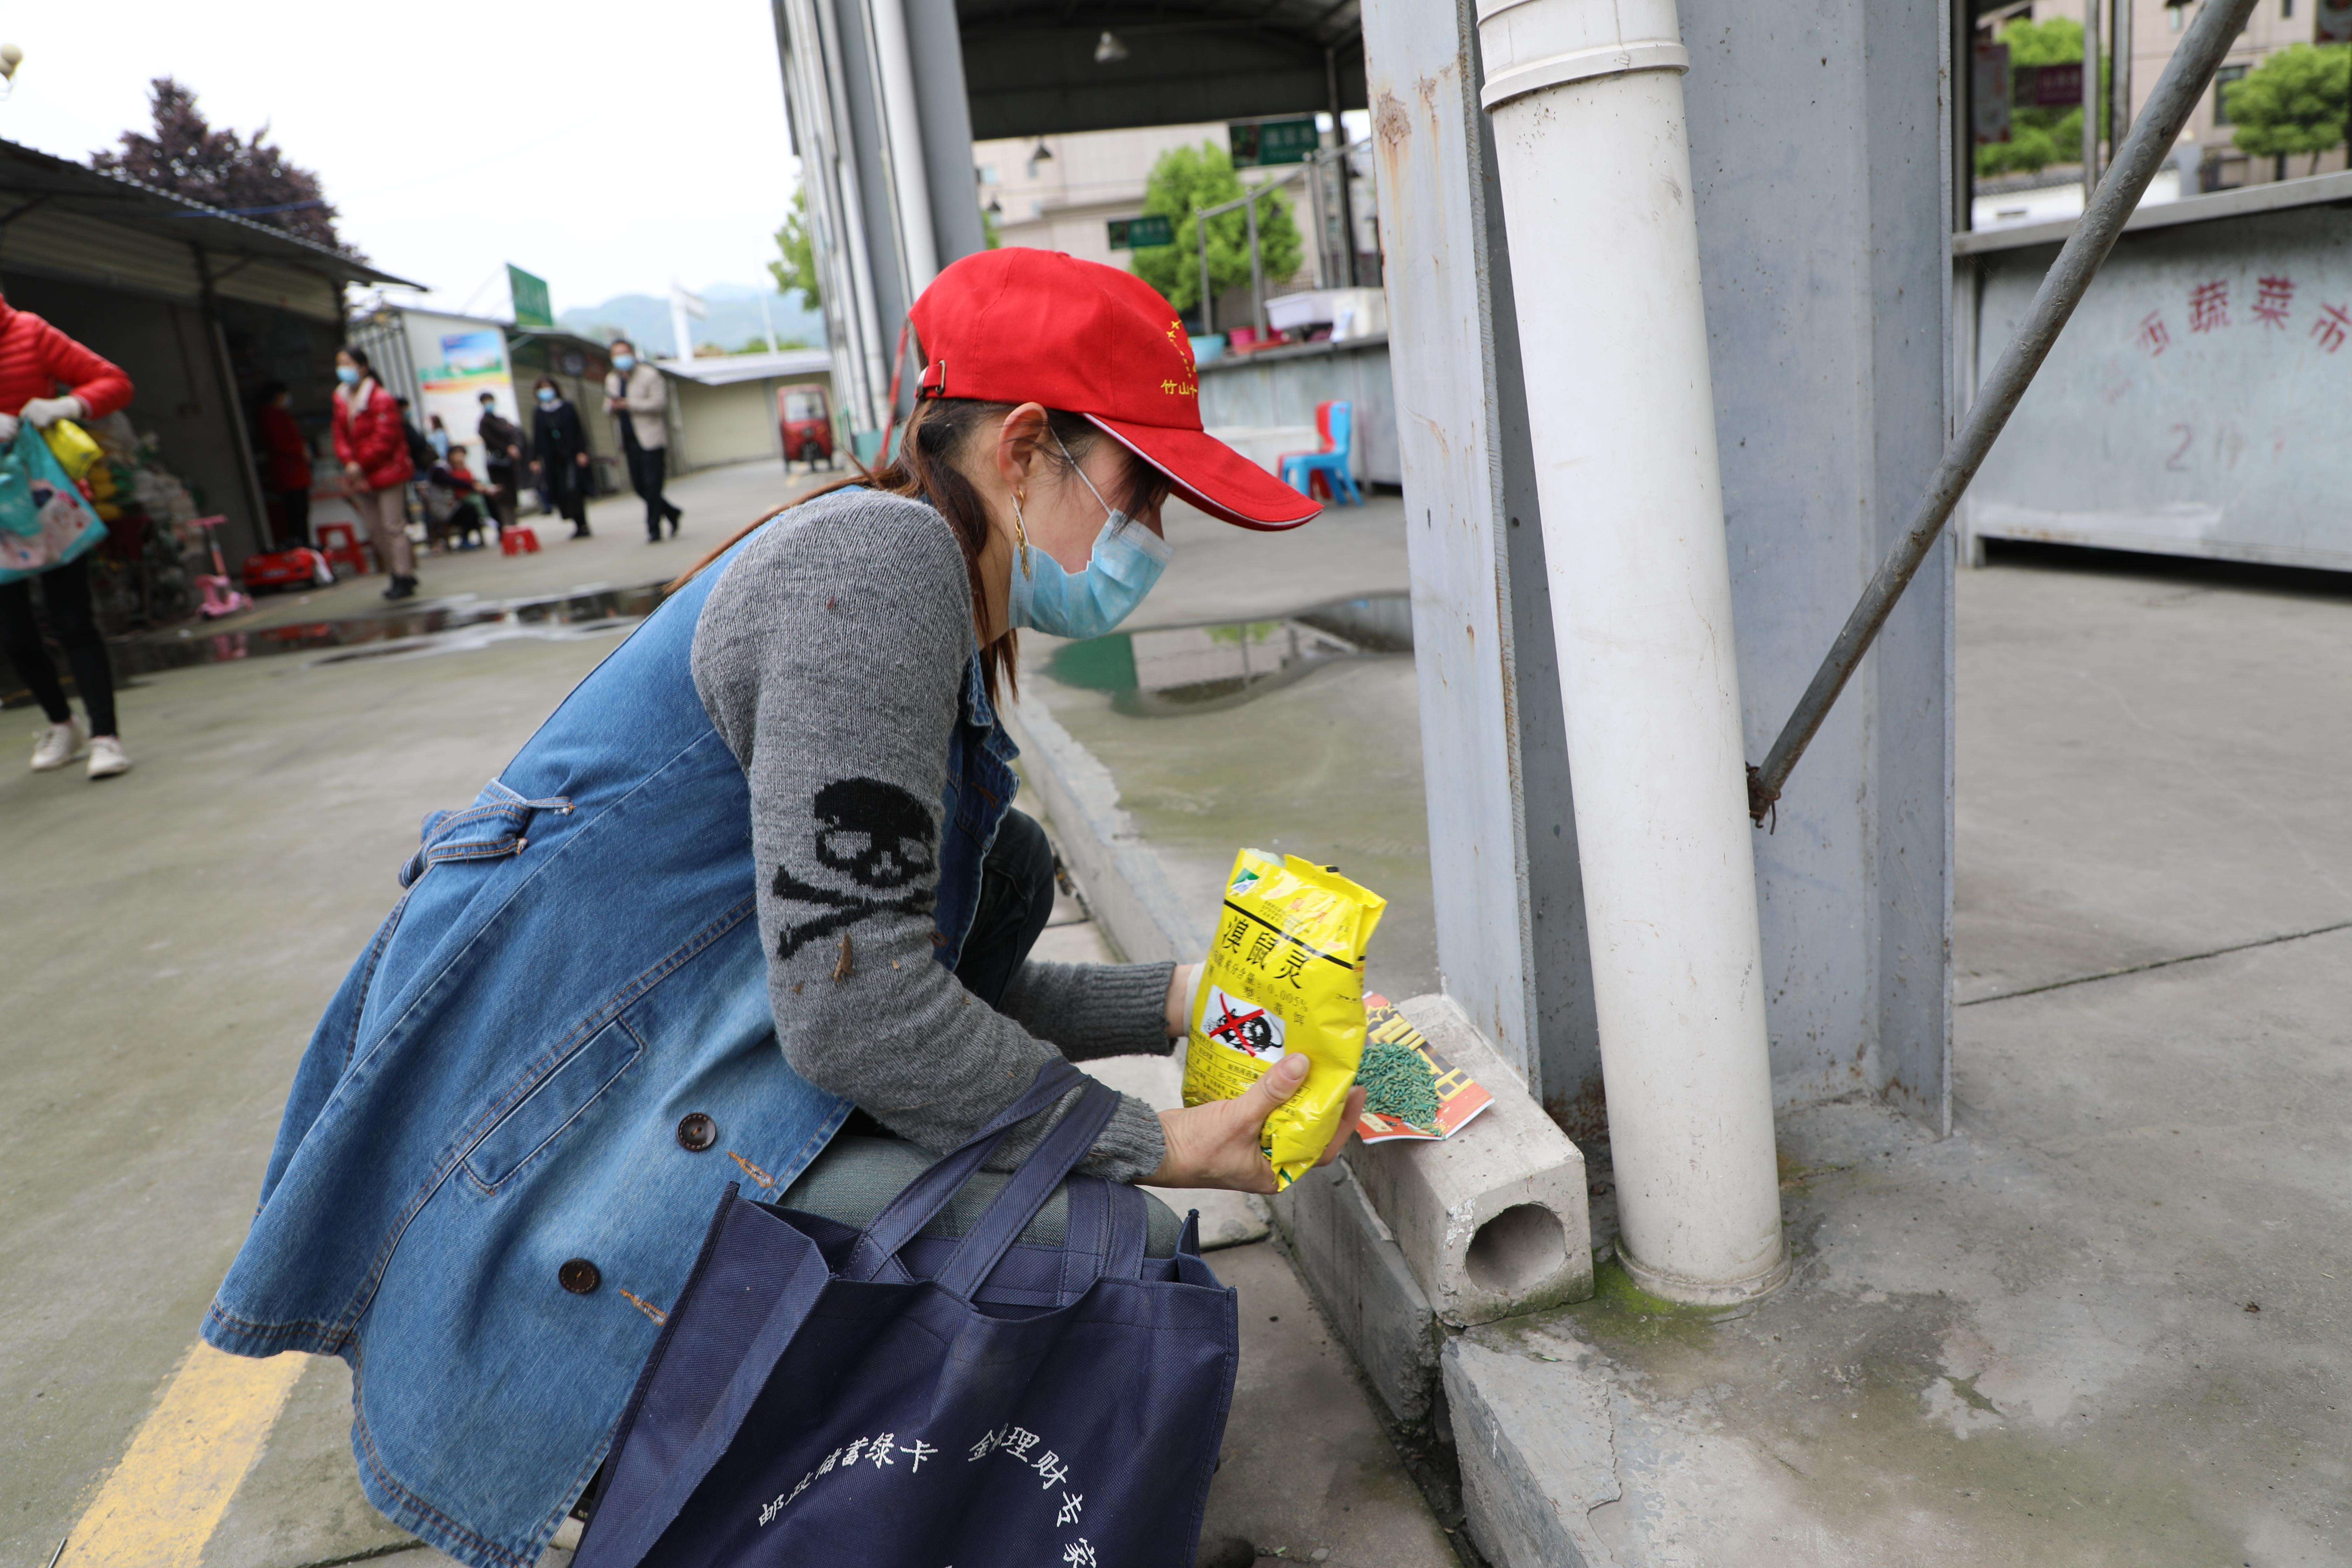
[573, 1059, 1240, 1568]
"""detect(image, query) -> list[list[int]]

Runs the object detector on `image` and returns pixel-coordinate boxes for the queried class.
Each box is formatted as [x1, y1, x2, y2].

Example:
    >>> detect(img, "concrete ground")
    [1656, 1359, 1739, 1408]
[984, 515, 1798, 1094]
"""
[1452, 550, 2352, 1566]
[0, 476, 1450, 1566]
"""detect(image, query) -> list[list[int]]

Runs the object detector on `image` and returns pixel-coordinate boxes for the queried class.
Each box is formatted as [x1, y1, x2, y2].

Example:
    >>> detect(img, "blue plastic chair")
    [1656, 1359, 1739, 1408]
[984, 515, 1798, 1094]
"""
[1279, 400, 1362, 506]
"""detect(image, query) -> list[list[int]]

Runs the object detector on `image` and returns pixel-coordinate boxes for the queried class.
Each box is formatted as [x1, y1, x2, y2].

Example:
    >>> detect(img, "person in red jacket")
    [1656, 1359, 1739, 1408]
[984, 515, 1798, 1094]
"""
[0, 292, 137, 779]
[330, 346, 418, 601]
[254, 382, 315, 548]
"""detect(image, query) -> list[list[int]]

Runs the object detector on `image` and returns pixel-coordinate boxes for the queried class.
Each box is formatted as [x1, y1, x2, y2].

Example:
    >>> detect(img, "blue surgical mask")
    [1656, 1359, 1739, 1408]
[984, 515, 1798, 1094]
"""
[336, 365, 359, 385]
[536, 388, 557, 406]
[1005, 439, 1171, 639]
[613, 354, 636, 371]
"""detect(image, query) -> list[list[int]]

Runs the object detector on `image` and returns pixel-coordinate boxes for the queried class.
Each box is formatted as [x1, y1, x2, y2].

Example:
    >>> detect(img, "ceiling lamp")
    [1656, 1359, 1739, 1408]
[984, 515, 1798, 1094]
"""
[1030, 139, 1054, 163]
[1094, 29, 1130, 63]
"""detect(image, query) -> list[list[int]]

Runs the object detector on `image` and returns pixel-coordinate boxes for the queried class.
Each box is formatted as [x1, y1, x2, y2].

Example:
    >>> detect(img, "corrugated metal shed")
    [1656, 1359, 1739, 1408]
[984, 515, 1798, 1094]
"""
[0, 137, 412, 305]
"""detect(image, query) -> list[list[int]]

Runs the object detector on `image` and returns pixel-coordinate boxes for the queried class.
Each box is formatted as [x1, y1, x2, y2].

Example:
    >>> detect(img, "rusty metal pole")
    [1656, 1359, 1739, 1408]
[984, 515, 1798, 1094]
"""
[1748, 0, 2261, 825]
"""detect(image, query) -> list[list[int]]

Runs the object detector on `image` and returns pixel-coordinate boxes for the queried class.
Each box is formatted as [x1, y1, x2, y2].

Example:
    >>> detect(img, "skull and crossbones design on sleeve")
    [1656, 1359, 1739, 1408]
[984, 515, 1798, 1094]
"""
[772, 778, 940, 961]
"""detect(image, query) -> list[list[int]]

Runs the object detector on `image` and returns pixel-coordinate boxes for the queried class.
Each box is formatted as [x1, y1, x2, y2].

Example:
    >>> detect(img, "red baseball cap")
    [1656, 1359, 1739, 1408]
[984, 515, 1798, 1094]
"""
[910, 248, 1320, 531]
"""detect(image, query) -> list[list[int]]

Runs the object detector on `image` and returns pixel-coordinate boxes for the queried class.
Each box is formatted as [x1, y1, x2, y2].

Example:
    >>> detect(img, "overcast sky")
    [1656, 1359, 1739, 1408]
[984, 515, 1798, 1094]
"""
[1, 0, 799, 315]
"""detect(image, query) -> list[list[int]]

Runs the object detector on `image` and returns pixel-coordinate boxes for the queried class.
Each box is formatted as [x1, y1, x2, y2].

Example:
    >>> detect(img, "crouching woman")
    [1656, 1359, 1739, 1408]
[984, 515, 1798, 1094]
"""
[202, 251, 1344, 1568]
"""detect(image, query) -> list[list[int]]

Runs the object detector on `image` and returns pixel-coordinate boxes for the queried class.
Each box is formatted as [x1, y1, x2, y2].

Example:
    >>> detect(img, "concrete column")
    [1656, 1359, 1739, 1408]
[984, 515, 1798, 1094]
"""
[1477, 0, 1787, 1303]
[1357, 0, 1599, 1109]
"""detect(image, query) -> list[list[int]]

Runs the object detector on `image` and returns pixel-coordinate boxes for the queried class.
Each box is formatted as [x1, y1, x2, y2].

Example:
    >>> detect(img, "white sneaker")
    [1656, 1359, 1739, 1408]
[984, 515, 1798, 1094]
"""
[30, 719, 84, 771]
[86, 735, 132, 779]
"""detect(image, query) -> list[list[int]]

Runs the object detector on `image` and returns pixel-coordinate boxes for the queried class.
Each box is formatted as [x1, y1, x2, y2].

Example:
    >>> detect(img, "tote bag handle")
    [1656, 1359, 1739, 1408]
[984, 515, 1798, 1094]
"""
[845, 1057, 1091, 1280]
[846, 1059, 1148, 1298]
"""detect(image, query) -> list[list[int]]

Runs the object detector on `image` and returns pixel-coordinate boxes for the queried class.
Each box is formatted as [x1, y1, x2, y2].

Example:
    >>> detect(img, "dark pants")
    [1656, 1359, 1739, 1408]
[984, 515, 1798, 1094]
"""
[278, 487, 311, 549]
[552, 470, 590, 534]
[484, 469, 519, 535]
[0, 554, 117, 736]
[954, 806, 1060, 1007]
[624, 441, 680, 539]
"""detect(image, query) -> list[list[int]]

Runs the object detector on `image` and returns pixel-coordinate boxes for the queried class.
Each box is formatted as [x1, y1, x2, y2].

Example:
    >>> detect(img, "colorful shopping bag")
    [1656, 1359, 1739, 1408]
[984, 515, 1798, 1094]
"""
[0, 421, 106, 584]
[573, 1059, 1240, 1568]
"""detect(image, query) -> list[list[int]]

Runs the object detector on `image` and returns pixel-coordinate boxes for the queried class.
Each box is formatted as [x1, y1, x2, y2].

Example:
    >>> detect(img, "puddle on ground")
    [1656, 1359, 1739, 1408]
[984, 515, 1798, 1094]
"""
[1046, 593, 1413, 716]
[107, 582, 669, 679]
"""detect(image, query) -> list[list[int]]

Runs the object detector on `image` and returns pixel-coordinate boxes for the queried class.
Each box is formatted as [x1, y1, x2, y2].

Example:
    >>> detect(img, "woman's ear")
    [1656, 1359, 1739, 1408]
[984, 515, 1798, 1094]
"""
[992, 402, 1051, 493]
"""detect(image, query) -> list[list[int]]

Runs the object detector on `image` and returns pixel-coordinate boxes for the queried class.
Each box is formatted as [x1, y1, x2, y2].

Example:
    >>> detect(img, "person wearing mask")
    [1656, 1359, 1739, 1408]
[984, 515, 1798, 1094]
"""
[0, 289, 136, 779]
[201, 250, 1333, 1567]
[426, 412, 451, 462]
[475, 391, 525, 539]
[254, 382, 314, 549]
[603, 338, 681, 543]
[331, 348, 419, 601]
[528, 377, 592, 538]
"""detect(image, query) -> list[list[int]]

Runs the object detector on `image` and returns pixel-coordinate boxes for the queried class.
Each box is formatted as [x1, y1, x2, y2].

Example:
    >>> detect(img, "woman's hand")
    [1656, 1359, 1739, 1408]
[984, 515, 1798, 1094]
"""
[1145, 1053, 1364, 1195]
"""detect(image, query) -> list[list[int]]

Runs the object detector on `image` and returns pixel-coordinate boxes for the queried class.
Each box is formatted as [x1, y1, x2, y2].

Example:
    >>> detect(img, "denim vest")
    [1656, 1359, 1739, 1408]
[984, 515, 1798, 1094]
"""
[202, 523, 1018, 1568]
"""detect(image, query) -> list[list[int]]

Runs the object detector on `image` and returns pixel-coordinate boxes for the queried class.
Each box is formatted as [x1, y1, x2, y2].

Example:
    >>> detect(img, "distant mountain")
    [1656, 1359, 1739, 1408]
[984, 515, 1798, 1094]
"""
[556, 288, 827, 357]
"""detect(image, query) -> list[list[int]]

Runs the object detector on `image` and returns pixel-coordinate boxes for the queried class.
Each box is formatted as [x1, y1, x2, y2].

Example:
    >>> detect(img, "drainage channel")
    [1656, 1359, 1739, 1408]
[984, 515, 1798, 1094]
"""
[1043, 592, 1413, 716]
[107, 581, 671, 680]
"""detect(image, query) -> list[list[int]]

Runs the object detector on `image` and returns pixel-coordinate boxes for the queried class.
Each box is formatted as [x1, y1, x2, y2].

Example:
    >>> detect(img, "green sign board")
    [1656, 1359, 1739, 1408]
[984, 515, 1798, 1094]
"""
[1228, 117, 1320, 168]
[507, 263, 554, 329]
[1107, 214, 1175, 251]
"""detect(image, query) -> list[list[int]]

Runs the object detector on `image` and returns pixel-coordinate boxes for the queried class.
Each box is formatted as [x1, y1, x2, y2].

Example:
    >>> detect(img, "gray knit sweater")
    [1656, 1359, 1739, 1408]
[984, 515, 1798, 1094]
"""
[690, 486, 1172, 1181]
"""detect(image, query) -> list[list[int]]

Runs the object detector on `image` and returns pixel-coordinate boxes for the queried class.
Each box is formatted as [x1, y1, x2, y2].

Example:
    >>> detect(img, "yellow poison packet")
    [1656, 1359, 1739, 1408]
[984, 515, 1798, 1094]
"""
[1183, 849, 1386, 1189]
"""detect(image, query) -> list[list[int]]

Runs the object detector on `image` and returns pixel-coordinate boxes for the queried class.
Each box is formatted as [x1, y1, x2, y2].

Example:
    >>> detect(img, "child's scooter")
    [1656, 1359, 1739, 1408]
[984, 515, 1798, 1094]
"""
[189, 514, 253, 620]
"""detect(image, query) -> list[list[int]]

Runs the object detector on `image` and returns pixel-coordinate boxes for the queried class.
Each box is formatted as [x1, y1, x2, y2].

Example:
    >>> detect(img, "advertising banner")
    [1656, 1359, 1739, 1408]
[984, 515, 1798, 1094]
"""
[416, 326, 519, 470]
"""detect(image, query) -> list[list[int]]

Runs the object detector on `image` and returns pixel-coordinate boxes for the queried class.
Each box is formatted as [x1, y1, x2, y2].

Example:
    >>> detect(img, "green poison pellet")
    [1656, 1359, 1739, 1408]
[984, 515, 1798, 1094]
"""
[1359, 1037, 1441, 1127]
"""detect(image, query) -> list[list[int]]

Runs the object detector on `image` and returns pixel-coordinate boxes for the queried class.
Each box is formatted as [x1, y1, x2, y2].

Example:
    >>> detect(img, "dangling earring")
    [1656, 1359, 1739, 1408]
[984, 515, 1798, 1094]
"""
[1011, 490, 1032, 578]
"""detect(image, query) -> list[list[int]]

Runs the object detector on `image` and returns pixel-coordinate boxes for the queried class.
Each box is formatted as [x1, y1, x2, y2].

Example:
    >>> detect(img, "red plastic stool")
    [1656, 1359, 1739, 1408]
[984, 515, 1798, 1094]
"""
[500, 525, 541, 556]
[315, 520, 372, 576]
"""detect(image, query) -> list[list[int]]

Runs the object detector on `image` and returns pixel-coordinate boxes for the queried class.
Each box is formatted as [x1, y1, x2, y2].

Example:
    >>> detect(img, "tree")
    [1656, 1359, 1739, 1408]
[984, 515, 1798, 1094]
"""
[2226, 44, 2351, 175]
[1975, 16, 2100, 178]
[91, 77, 354, 254]
[1127, 143, 1303, 320]
[770, 189, 820, 312]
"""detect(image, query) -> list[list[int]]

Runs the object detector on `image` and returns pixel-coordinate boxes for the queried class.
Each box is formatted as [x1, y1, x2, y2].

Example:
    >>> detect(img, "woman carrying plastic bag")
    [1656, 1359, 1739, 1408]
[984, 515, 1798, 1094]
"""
[0, 289, 134, 778]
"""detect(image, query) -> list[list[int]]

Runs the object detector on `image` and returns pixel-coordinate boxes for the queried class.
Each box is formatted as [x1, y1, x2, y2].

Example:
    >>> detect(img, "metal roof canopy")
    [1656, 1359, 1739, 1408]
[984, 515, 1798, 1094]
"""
[957, 0, 1366, 139]
[0, 137, 417, 290]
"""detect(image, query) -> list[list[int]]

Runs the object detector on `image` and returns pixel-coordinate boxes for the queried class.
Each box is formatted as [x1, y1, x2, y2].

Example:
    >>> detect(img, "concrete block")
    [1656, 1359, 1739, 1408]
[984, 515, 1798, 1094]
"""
[1268, 1161, 1442, 1426]
[1443, 1335, 1619, 1568]
[1348, 994, 1592, 1325]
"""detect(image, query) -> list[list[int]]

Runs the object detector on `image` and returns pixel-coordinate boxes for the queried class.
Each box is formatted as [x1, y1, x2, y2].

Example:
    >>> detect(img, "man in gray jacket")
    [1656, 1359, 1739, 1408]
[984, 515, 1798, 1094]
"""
[605, 338, 683, 541]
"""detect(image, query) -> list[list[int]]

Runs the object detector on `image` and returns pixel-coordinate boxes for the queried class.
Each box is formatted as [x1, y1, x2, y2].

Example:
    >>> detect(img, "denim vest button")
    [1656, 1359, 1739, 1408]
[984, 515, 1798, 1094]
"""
[676, 1113, 717, 1152]
[558, 1258, 601, 1294]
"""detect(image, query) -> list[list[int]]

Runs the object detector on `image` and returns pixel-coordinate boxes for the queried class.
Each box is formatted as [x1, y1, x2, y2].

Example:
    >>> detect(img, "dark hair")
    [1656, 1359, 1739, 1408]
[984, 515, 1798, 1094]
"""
[533, 376, 560, 396]
[609, 337, 635, 353]
[337, 346, 379, 384]
[256, 379, 288, 404]
[674, 398, 1168, 706]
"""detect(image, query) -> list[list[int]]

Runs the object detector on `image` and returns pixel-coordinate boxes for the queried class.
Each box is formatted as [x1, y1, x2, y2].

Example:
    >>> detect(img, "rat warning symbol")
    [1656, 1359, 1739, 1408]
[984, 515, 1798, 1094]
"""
[1202, 985, 1286, 1063]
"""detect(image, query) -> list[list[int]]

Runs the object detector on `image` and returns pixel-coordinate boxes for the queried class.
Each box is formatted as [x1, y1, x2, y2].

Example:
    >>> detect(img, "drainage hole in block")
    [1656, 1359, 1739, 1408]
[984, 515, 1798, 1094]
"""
[1465, 1203, 1568, 1295]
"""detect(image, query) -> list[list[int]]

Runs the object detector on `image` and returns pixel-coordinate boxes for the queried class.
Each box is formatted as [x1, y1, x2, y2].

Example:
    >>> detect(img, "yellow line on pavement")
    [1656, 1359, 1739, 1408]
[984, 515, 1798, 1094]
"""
[57, 1343, 307, 1568]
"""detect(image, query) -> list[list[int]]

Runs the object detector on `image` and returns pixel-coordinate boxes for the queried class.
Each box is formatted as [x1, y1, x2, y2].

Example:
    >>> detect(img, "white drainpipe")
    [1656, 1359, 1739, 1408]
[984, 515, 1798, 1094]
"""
[1476, 0, 1788, 1304]
[867, 0, 940, 296]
